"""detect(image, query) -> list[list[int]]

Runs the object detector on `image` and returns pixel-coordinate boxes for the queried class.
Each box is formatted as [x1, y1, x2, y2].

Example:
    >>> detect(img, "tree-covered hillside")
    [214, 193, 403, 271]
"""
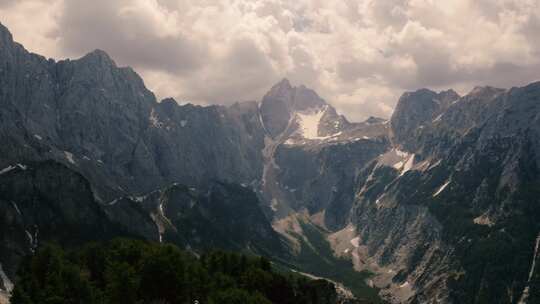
[10, 239, 367, 304]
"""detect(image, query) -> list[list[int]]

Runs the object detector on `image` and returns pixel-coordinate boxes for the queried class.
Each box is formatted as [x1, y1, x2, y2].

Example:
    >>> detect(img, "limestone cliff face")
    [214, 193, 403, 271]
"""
[0, 23, 266, 202]
[341, 83, 540, 303]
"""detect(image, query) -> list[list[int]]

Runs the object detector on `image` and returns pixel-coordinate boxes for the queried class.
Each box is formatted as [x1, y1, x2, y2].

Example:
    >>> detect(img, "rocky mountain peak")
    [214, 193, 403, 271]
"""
[466, 85, 505, 101]
[292, 84, 327, 111]
[79, 49, 116, 67]
[262, 79, 327, 110]
[260, 79, 329, 137]
[160, 97, 178, 105]
[264, 78, 293, 101]
[275, 77, 292, 90]
[0, 22, 13, 45]
[391, 88, 439, 122]
[390, 88, 459, 148]
[440, 88, 460, 100]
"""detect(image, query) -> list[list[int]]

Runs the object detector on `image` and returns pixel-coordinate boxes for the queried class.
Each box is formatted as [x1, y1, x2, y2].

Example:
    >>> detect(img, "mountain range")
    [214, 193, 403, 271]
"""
[0, 22, 539, 304]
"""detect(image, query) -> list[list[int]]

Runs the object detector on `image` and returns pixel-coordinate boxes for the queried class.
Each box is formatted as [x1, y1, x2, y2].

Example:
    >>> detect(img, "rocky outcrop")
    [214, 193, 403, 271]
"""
[145, 100, 265, 188]
[390, 89, 459, 151]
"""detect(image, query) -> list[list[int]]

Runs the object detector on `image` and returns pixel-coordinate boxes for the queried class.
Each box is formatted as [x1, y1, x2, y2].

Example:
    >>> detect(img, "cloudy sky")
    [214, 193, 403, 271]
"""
[1, 0, 539, 121]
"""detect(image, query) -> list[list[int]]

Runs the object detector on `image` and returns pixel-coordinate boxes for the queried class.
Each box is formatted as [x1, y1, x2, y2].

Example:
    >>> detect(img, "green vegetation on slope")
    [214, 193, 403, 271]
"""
[10, 239, 345, 304]
[282, 220, 384, 304]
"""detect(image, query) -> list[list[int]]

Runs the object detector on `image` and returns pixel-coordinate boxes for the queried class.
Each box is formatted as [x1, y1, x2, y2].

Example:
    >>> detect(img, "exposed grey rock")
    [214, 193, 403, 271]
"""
[347, 82, 540, 303]
[0, 23, 267, 201]
[390, 88, 459, 151]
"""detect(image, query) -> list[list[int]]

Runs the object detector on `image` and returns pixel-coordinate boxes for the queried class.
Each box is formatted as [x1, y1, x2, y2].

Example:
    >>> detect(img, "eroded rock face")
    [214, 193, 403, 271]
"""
[342, 83, 540, 303]
[0, 23, 267, 201]
[390, 89, 460, 151]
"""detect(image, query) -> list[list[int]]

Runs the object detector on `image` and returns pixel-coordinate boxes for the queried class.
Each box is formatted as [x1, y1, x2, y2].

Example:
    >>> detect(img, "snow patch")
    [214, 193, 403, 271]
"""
[180, 120, 188, 127]
[473, 214, 494, 226]
[0, 263, 13, 293]
[130, 195, 146, 203]
[34, 134, 42, 140]
[395, 149, 409, 158]
[270, 199, 279, 212]
[26, 226, 38, 253]
[158, 202, 165, 215]
[149, 109, 164, 128]
[433, 180, 451, 197]
[518, 233, 540, 304]
[378, 148, 412, 170]
[0, 164, 27, 175]
[400, 282, 410, 288]
[428, 159, 442, 170]
[64, 151, 76, 164]
[400, 154, 415, 175]
[296, 106, 330, 139]
[25, 230, 33, 245]
[11, 201, 21, 216]
[393, 161, 404, 169]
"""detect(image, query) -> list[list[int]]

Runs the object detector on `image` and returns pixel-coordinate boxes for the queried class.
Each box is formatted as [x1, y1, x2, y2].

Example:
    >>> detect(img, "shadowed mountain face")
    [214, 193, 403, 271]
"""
[344, 82, 540, 303]
[0, 161, 286, 296]
[0, 23, 539, 304]
[0, 22, 266, 202]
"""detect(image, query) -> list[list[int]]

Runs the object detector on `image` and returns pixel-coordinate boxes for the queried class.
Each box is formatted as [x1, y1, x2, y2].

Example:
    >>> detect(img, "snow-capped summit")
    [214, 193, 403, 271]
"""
[259, 79, 328, 137]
